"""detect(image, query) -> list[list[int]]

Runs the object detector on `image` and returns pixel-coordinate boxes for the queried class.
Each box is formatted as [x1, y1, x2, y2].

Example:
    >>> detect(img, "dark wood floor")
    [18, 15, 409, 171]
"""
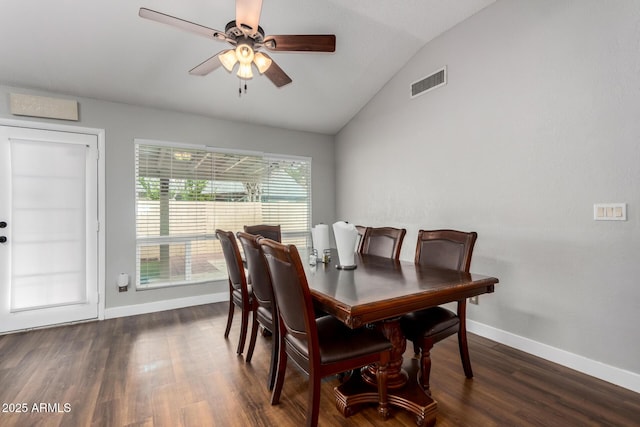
[0, 303, 638, 427]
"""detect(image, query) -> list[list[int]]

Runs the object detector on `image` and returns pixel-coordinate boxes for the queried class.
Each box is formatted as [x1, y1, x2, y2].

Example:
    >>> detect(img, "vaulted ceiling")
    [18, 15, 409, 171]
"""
[0, 0, 495, 135]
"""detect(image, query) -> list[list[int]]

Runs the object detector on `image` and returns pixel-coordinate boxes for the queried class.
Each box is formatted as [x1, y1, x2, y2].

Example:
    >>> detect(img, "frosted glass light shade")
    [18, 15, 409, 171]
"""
[219, 50, 238, 72]
[253, 52, 272, 74]
[237, 63, 253, 79]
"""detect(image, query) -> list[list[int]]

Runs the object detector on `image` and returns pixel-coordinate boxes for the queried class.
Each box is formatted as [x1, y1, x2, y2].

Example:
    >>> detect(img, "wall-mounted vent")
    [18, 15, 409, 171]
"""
[410, 67, 446, 99]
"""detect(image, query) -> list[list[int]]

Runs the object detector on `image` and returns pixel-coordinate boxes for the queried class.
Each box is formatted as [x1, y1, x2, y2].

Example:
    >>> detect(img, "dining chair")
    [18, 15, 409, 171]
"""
[399, 229, 478, 393]
[360, 226, 406, 260]
[244, 224, 282, 242]
[237, 231, 279, 390]
[259, 238, 393, 427]
[216, 229, 254, 356]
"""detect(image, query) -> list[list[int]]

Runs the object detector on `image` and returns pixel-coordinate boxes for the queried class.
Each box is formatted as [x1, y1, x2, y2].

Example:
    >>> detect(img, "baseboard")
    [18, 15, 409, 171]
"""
[467, 320, 640, 394]
[104, 292, 228, 319]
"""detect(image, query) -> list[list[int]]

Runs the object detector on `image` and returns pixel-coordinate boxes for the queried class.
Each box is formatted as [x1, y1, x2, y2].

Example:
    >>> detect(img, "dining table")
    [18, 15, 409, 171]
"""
[302, 249, 499, 427]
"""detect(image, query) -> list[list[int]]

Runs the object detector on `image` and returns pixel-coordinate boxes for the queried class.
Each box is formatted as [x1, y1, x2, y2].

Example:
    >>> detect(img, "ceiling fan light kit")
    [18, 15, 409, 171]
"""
[139, 0, 335, 90]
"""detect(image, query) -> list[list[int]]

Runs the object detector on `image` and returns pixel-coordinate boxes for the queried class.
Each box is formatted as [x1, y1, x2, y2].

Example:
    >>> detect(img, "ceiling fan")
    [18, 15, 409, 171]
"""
[139, 0, 336, 88]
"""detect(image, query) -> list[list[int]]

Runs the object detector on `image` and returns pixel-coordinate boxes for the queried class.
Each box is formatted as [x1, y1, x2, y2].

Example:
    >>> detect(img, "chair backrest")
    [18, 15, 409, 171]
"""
[260, 239, 317, 359]
[414, 229, 477, 272]
[244, 224, 282, 242]
[360, 226, 406, 260]
[355, 225, 368, 253]
[215, 229, 247, 292]
[237, 231, 274, 310]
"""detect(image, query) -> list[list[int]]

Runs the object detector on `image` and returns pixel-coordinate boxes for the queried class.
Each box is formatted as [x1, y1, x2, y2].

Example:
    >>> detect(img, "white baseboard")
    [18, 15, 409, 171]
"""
[104, 292, 228, 319]
[467, 320, 640, 394]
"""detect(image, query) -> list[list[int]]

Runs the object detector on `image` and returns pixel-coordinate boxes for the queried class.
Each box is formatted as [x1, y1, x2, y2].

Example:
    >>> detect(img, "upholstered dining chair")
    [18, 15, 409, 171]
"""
[244, 224, 282, 242]
[216, 229, 254, 356]
[399, 229, 478, 394]
[360, 226, 406, 260]
[259, 239, 393, 427]
[237, 231, 279, 390]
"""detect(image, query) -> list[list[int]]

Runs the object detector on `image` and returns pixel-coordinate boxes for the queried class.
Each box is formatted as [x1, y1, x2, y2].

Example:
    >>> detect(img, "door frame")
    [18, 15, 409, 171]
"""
[0, 118, 106, 323]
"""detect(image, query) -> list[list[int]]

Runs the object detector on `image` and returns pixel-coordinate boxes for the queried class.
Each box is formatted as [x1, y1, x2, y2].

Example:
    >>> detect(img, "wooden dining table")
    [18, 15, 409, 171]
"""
[302, 249, 499, 427]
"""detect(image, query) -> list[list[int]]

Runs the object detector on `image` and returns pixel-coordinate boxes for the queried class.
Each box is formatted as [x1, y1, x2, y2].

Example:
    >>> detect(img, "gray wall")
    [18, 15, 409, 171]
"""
[335, 0, 640, 375]
[0, 84, 335, 309]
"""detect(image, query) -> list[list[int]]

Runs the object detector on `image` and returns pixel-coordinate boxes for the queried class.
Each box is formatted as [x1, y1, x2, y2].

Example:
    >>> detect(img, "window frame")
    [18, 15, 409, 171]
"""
[134, 138, 312, 290]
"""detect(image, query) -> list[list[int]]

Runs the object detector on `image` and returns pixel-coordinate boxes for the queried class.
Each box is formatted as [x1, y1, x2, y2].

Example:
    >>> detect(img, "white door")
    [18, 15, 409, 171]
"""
[0, 125, 99, 333]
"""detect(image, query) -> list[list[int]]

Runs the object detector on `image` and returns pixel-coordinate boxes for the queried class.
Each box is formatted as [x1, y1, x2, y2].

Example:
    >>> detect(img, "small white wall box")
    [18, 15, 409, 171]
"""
[593, 203, 627, 221]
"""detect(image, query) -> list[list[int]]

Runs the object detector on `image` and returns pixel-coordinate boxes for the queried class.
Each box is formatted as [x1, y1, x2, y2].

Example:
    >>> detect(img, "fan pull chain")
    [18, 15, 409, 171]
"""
[238, 79, 249, 97]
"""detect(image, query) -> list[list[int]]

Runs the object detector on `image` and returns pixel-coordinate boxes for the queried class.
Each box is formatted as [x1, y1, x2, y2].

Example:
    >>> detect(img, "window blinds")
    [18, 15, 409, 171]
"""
[135, 142, 311, 289]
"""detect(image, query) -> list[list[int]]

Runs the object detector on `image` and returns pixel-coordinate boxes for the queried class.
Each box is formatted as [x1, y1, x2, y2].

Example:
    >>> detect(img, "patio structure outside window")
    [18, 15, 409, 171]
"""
[135, 140, 311, 289]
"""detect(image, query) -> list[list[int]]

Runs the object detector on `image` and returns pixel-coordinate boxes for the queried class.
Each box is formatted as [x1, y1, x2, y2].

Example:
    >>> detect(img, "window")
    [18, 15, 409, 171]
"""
[135, 140, 311, 289]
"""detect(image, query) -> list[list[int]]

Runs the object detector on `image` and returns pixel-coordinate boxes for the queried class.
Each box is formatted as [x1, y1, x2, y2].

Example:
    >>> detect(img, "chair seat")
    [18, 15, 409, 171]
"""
[232, 285, 253, 305]
[400, 307, 460, 341]
[256, 305, 274, 325]
[286, 315, 392, 365]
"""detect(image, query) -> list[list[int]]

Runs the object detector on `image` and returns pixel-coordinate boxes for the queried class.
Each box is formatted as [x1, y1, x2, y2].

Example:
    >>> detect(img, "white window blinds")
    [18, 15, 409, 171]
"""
[135, 141, 311, 289]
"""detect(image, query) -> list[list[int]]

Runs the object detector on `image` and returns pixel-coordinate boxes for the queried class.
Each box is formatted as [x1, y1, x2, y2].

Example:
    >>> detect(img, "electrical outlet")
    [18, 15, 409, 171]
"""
[469, 296, 479, 305]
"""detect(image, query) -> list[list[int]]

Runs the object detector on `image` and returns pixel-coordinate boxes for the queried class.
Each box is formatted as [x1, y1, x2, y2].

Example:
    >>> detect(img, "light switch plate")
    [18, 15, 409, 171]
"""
[593, 203, 626, 221]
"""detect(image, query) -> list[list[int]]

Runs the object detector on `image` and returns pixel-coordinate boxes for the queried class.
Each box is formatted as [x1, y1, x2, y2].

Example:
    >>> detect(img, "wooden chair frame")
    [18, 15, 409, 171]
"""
[237, 231, 279, 390]
[260, 239, 392, 426]
[216, 229, 254, 355]
[402, 229, 478, 393]
[360, 226, 406, 260]
[244, 224, 282, 242]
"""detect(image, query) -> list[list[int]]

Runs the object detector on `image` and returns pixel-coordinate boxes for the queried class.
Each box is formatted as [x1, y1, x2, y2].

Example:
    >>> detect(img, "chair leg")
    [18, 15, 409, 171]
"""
[270, 339, 287, 405]
[458, 325, 473, 379]
[224, 297, 234, 339]
[307, 372, 322, 427]
[267, 328, 279, 391]
[412, 340, 420, 357]
[237, 306, 249, 355]
[419, 339, 434, 395]
[376, 354, 390, 420]
[245, 311, 259, 362]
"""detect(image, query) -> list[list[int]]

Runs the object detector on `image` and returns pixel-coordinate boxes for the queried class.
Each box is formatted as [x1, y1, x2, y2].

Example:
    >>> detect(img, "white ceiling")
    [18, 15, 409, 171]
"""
[0, 0, 495, 135]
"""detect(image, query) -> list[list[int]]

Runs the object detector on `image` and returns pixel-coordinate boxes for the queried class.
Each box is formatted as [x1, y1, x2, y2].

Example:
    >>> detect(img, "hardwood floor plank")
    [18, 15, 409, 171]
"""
[0, 302, 638, 427]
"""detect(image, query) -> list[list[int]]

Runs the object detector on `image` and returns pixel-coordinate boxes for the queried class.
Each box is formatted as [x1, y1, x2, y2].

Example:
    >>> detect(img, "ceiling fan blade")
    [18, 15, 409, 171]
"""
[236, 0, 263, 36]
[261, 54, 292, 87]
[263, 35, 336, 52]
[139, 8, 227, 41]
[189, 53, 224, 76]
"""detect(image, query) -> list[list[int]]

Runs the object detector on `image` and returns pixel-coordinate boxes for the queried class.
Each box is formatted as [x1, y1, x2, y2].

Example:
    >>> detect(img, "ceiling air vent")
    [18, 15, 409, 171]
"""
[410, 66, 446, 99]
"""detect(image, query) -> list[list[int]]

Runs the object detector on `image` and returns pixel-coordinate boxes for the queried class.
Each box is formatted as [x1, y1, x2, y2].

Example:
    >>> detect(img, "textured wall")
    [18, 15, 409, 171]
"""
[336, 0, 640, 375]
[0, 84, 335, 310]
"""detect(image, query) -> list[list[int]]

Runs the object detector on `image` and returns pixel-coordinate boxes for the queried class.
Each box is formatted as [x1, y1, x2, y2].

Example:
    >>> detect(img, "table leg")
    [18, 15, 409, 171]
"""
[333, 318, 438, 426]
[361, 318, 408, 388]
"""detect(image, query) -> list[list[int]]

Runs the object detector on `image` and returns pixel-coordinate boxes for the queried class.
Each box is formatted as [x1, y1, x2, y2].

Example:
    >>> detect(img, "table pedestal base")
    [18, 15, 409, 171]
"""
[334, 357, 437, 427]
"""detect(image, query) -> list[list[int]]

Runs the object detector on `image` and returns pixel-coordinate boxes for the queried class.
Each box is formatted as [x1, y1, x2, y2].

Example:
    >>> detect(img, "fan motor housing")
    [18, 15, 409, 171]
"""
[225, 20, 265, 43]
